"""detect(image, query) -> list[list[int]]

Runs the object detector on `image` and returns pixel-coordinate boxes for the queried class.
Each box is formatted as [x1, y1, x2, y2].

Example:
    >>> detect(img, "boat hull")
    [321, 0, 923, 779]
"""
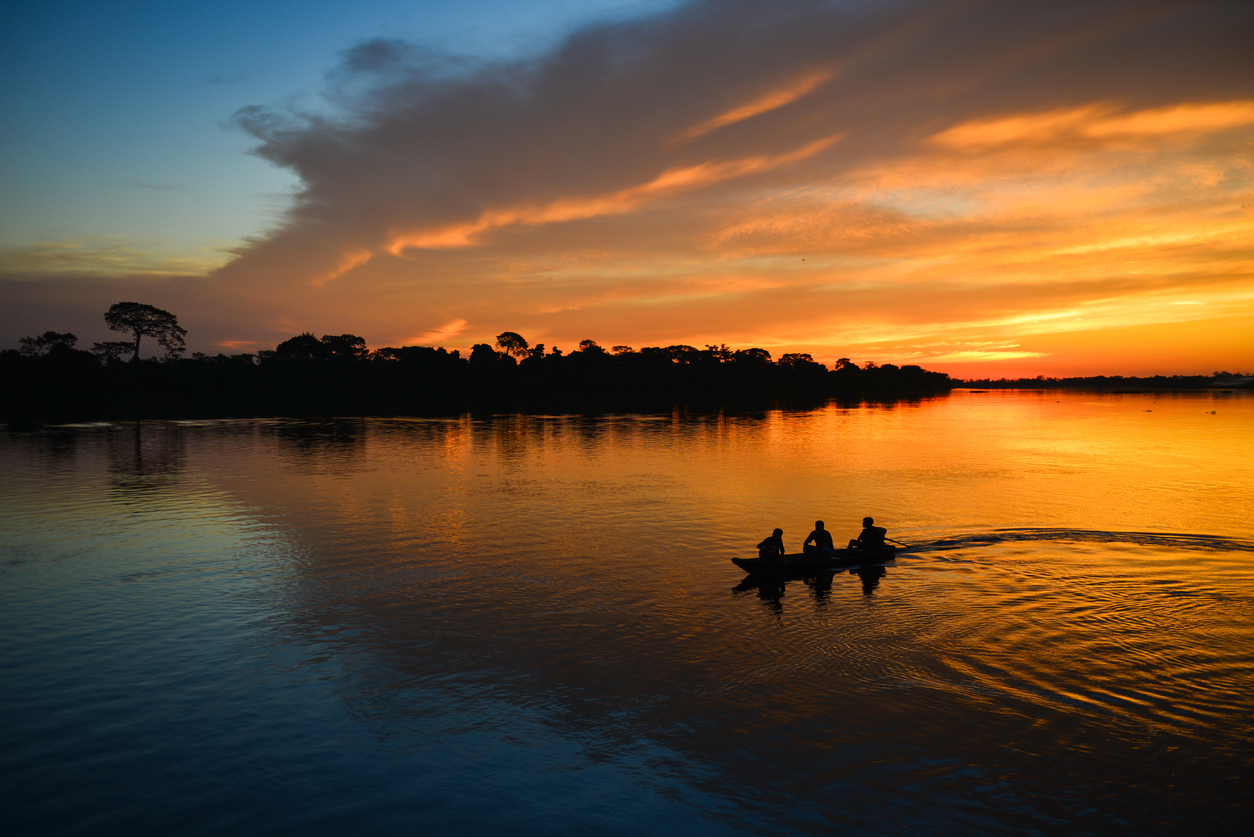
[732, 546, 895, 576]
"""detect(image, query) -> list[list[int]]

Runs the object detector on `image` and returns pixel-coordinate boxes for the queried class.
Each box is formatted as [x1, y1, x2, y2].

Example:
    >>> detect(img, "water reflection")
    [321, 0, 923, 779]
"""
[107, 422, 185, 496]
[733, 574, 786, 611]
[233, 400, 1254, 834]
[2, 423, 84, 472]
[37, 427, 83, 466]
[4, 392, 1253, 837]
[852, 564, 886, 596]
[270, 418, 368, 474]
[732, 566, 893, 608]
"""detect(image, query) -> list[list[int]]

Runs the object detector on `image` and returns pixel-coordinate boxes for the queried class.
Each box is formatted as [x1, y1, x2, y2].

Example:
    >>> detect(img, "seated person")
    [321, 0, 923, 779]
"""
[849, 517, 887, 549]
[757, 528, 785, 560]
[803, 520, 835, 557]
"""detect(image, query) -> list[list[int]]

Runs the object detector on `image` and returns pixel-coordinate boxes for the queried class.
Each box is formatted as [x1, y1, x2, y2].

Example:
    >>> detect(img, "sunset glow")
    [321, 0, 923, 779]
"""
[385, 136, 842, 254]
[3, 0, 1252, 377]
[677, 70, 835, 140]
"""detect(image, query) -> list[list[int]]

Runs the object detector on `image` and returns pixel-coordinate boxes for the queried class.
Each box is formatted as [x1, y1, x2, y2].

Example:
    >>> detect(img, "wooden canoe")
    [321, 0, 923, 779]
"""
[732, 545, 895, 576]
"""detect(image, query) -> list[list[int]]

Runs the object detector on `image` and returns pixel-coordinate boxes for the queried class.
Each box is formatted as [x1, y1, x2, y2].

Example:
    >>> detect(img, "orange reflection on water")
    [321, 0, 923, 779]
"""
[5, 400, 1252, 827]
[185, 394, 1254, 577]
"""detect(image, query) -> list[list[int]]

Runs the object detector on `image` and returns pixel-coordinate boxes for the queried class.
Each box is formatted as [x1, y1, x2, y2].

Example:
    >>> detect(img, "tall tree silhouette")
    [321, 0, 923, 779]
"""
[495, 332, 529, 358]
[103, 303, 187, 361]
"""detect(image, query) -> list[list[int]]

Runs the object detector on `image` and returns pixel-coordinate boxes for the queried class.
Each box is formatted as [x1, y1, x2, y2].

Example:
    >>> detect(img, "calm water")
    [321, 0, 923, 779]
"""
[2, 390, 1252, 836]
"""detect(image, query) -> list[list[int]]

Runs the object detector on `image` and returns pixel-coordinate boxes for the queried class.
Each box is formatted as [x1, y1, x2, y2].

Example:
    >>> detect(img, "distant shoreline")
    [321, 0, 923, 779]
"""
[6, 337, 1250, 425]
[958, 375, 1252, 391]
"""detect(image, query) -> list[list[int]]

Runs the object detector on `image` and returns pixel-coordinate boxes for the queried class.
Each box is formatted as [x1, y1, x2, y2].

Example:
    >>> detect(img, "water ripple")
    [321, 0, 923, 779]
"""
[919, 527, 1254, 553]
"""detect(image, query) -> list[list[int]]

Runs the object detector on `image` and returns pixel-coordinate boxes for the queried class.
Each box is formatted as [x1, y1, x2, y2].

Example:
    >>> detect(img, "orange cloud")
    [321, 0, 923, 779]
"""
[676, 70, 834, 140]
[386, 135, 842, 253]
[924, 349, 1047, 362]
[930, 100, 1254, 150]
[315, 249, 374, 287]
[404, 318, 468, 345]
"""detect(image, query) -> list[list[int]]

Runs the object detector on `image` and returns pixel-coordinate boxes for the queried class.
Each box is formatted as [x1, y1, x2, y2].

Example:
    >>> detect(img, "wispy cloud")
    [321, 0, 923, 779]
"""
[405, 318, 469, 345]
[930, 101, 1254, 150]
[384, 135, 841, 255]
[0, 240, 222, 276]
[676, 69, 834, 140]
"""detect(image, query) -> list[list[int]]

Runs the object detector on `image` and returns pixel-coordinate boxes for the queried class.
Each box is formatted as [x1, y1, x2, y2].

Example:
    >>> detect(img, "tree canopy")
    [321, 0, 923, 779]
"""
[19, 331, 78, 357]
[267, 332, 368, 363]
[91, 341, 135, 361]
[103, 302, 187, 361]
[495, 331, 529, 358]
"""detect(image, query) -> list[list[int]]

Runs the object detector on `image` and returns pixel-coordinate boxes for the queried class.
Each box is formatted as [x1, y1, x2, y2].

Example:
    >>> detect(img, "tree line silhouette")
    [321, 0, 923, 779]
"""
[963, 373, 1253, 390]
[4, 304, 955, 422]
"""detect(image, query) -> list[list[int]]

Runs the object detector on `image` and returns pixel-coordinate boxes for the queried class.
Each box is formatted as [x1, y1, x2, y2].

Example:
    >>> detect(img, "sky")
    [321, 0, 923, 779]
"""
[2, 0, 1252, 378]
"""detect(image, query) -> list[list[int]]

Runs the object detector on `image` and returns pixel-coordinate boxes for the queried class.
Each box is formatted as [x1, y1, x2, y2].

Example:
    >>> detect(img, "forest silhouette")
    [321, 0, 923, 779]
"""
[4, 313, 953, 421]
[8, 306, 1247, 423]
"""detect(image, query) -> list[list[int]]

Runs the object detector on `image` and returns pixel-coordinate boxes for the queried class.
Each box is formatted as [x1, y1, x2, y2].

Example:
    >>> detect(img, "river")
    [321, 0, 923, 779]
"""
[2, 389, 1252, 835]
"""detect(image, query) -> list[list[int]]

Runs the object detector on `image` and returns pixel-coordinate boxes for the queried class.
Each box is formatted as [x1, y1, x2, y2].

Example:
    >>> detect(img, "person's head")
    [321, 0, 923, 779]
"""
[814, 520, 825, 529]
[773, 528, 783, 538]
[863, 517, 874, 527]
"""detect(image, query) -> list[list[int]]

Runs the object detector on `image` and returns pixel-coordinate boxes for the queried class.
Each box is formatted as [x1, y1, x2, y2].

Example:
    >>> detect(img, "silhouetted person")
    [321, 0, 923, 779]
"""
[757, 528, 785, 560]
[803, 520, 835, 557]
[848, 517, 887, 549]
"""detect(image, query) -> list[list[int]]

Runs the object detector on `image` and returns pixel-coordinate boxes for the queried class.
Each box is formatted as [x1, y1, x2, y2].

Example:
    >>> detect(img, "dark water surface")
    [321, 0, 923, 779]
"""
[3, 390, 1252, 835]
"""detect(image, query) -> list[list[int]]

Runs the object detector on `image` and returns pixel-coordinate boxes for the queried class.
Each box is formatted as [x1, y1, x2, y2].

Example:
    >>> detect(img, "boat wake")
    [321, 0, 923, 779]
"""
[912, 527, 1254, 554]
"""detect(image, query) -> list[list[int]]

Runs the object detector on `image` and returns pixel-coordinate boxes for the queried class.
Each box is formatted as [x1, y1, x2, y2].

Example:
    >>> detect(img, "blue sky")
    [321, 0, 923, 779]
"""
[1, 0, 678, 268]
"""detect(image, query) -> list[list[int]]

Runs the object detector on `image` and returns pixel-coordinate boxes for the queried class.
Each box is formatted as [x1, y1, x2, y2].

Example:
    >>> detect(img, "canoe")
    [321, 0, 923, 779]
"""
[732, 545, 895, 576]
